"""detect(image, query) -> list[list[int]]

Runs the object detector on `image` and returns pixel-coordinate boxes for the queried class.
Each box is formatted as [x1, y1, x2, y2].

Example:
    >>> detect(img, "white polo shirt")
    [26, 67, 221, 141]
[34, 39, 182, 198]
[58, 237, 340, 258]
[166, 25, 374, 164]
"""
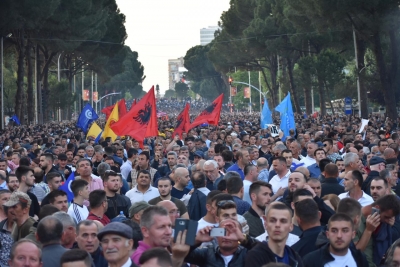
[269, 170, 291, 196]
[338, 191, 374, 207]
[125, 185, 160, 204]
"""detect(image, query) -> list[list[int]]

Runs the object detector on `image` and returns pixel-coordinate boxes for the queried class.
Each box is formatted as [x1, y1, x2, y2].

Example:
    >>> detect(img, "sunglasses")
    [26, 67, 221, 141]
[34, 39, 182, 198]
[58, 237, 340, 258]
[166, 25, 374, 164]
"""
[217, 200, 235, 208]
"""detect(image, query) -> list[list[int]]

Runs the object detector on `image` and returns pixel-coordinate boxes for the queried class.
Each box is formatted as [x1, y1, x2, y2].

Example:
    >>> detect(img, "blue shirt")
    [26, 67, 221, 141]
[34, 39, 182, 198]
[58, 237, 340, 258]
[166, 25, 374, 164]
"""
[226, 164, 244, 179]
[232, 196, 251, 215]
[307, 163, 321, 178]
[258, 169, 270, 182]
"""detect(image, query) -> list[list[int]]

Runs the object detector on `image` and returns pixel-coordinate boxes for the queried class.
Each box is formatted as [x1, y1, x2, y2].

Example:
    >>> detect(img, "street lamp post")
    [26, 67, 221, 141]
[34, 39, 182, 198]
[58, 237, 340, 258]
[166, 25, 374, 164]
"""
[94, 92, 121, 114]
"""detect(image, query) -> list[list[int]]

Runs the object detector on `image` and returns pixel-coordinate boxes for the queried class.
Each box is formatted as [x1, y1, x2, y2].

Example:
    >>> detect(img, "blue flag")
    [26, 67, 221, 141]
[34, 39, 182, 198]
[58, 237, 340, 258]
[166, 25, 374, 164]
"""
[76, 104, 98, 132]
[260, 98, 273, 128]
[275, 92, 295, 140]
[11, 115, 21, 125]
[59, 171, 75, 202]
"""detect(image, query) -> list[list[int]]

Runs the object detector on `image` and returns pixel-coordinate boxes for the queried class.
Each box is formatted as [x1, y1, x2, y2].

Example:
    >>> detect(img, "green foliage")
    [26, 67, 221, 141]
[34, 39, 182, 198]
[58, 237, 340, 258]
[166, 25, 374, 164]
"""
[164, 89, 176, 99]
[174, 82, 189, 99]
[183, 44, 227, 98]
[48, 78, 75, 110]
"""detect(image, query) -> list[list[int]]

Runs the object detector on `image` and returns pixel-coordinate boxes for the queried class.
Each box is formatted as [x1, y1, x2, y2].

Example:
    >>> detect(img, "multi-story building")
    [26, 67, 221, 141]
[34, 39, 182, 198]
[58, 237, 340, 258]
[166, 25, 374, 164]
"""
[200, 26, 220, 45]
[168, 57, 186, 90]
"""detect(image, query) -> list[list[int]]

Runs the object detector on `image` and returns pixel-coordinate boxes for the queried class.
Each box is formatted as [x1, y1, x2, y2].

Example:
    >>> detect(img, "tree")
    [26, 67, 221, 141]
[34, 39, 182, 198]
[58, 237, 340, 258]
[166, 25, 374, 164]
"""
[164, 89, 176, 99]
[174, 82, 189, 99]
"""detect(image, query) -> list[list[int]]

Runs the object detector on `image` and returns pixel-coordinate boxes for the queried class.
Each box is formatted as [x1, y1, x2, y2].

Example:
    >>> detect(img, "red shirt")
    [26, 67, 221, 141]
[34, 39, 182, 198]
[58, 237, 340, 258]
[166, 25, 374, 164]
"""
[87, 212, 110, 226]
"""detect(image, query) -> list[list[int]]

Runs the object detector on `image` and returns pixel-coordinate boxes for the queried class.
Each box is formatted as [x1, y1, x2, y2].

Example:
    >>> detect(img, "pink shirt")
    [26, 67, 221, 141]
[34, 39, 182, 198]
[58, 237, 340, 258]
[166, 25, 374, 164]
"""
[131, 241, 152, 265]
[83, 176, 104, 207]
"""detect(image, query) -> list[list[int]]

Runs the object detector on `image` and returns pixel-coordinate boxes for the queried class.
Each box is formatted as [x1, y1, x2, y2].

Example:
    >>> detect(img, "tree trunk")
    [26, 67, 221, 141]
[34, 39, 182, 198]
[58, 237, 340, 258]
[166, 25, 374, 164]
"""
[304, 86, 312, 115]
[372, 33, 397, 120]
[269, 55, 279, 108]
[356, 36, 368, 118]
[317, 75, 326, 115]
[15, 30, 25, 123]
[286, 57, 301, 113]
[26, 42, 34, 124]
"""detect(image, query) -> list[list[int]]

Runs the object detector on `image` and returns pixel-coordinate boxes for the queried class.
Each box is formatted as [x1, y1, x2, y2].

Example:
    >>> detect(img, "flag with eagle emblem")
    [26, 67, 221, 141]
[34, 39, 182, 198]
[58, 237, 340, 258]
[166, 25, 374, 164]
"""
[189, 94, 223, 130]
[173, 103, 190, 138]
[111, 86, 158, 143]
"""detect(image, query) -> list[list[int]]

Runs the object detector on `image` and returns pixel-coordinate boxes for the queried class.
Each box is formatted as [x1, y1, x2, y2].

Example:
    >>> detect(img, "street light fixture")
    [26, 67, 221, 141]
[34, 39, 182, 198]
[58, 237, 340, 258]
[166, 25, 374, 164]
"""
[1, 33, 12, 129]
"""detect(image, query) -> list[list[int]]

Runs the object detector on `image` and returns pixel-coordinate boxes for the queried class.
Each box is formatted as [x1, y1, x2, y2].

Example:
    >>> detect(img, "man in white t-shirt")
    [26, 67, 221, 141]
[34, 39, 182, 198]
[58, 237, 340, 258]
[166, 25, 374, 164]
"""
[67, 179, 89, 223]
[303, 213, 368, 266]
[338, 170, 373, 207]
[197, 191, 222, 232]
[269, 156, 291, 201]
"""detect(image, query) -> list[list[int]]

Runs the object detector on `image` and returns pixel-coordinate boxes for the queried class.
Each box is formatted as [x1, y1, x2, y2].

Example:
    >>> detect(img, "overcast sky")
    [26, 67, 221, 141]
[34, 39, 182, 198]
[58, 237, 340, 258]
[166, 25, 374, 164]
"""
[115, 0, 230, 94]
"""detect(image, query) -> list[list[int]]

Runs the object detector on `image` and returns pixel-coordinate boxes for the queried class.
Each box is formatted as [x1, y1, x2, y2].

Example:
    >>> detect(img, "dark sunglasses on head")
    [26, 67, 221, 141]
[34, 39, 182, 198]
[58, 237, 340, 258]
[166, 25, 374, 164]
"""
[217, 200, 235, 208]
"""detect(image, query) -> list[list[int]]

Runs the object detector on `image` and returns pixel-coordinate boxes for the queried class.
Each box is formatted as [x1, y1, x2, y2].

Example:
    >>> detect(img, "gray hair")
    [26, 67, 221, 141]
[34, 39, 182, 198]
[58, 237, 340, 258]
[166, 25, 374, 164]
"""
[140, 206, 169, 228]
[85, 145, 94, 151]
[273, 144, 287, 152]
[344, 152, 358, 167]
[94, 145, 103, 154]
[203, 160, 218, 169]
[386, 164, 396, 172]
[97, 162, 111, 178]
[53, 211, 76, 229]
[379, 169, 391, 179]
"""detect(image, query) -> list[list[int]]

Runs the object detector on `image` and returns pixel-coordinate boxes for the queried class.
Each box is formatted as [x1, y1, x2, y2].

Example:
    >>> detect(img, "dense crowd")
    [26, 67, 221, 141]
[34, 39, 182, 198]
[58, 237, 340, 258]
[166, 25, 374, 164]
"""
[1, 111, 400, 267]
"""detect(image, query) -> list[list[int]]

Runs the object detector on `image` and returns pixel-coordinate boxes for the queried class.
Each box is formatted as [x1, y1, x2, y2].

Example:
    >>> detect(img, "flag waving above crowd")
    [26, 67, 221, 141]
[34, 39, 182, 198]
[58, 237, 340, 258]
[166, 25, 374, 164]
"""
[76, 104, 98, 132]
[173, 103, 190, 138]
[111, 86, 158, 143]
[190, 94, 223, 129]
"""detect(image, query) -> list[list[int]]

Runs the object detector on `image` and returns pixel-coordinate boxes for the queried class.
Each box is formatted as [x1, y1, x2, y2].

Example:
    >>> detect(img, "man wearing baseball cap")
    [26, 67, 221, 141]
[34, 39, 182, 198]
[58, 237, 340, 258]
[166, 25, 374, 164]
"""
[4, 191, 35, 241]
[97, 222, 138, 267]
[129, 201, 151, 224]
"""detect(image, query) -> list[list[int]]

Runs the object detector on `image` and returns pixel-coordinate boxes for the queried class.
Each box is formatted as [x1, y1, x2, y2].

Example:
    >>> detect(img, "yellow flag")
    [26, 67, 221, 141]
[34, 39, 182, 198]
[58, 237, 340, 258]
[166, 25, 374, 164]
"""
[102, 102, 118, 141]
[87, 122, 102, 140]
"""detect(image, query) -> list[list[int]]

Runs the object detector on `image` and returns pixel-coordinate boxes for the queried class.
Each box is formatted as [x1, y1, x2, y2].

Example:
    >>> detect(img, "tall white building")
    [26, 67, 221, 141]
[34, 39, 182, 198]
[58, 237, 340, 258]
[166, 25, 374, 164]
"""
[168, 57, 187, 90]
[200, 26, 220, 45]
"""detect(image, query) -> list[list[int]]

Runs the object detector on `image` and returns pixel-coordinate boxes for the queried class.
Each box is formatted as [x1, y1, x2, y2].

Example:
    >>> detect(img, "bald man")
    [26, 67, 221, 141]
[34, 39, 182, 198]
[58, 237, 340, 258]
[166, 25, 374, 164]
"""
[156, 200, 180, 228]
[171, 167, 191, 199]
[384, 148, 396, 160]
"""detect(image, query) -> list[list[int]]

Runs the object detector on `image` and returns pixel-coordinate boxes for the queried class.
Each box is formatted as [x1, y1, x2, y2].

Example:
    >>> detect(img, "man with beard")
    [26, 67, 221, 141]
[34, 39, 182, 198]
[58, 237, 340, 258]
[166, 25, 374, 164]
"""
[15, 166, 40, 218]
[303, 213, 368, 267]
[39, 153, 58, 182]
[4, 191, 35, 241]
[40, 172, 63, 206]
[148, 177, 188, 219]
[370, 177, 390, 201]
[243, 181, 272, 237]
[226, 148, 250, 179]
[103, 170, 131, 220]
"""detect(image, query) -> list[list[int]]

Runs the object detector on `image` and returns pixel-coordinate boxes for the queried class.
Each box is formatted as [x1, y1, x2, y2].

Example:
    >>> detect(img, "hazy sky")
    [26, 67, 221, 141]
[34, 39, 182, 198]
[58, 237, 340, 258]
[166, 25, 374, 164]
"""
[115, 0, 230, 94]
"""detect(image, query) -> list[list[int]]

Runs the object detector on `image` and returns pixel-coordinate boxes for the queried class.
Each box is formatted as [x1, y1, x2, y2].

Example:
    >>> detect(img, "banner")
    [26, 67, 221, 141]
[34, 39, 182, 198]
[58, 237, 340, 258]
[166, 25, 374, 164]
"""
[83, 90, 89, 101]
[230, 87, 237, 96]
[244, 87, 250, 98]
[93, 92, 98, 102]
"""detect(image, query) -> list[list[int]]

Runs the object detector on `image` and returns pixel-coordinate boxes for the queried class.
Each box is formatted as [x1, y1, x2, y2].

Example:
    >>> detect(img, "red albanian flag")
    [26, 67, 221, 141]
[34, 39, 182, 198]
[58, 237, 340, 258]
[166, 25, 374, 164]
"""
[173, 103, 190, 138]
[111, 86, 158, 143]
[189, 94, 223, 129]
[101, 99, 127, 120]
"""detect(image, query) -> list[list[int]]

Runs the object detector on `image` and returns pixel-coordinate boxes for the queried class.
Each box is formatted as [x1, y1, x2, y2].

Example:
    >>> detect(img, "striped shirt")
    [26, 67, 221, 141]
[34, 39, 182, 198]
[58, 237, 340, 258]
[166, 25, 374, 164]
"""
[67, 203, 89, 223]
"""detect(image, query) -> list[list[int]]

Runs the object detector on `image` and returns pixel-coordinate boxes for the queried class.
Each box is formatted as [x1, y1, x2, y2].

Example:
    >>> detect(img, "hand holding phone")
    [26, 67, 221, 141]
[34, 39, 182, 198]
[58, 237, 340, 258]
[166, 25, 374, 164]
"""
[174, 219, 198, 246]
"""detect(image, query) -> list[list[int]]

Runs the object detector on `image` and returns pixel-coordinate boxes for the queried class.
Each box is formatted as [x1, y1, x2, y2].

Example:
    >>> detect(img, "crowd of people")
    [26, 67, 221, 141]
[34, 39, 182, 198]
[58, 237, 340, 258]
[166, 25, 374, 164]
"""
[0, 111, 400, 267]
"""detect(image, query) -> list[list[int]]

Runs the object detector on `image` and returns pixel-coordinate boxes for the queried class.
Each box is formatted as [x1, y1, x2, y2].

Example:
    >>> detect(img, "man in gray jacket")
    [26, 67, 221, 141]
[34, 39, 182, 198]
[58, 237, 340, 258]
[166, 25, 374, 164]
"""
[36, 216, 68, 267]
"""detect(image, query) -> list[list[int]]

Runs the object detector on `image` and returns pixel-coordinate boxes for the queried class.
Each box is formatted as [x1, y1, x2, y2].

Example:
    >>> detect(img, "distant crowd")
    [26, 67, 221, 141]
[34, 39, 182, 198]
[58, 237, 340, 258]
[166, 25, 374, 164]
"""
[0, 111, 400, 266]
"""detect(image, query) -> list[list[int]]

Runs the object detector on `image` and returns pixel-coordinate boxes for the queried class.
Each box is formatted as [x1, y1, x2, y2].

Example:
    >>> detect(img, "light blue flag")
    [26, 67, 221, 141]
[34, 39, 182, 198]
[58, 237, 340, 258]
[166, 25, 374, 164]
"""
[76, 104, 99, 132]
[275, 92, 295, 140]
[261, 98, 273, 128]
[59, 171, 75, 202]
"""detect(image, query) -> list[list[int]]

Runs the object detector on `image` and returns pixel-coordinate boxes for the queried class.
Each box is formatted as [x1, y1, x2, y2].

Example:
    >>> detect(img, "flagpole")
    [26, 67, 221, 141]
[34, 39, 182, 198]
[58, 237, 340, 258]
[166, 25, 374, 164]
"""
[248, 70, 252, 114]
